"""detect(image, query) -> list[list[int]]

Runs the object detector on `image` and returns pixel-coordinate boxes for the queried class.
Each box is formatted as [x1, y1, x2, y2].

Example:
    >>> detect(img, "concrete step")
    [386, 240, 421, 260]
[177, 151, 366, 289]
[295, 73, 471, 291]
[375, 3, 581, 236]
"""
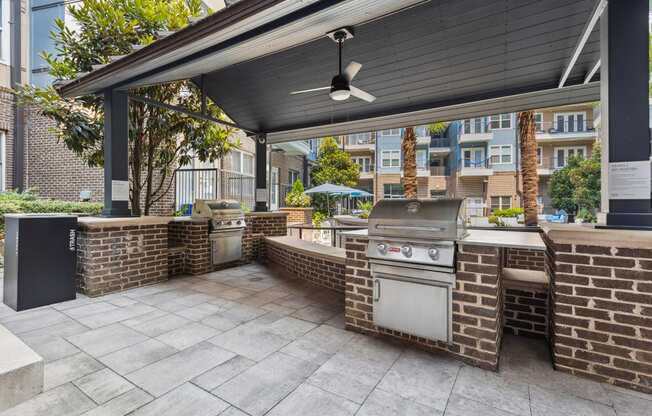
[0, 324, 44, 412]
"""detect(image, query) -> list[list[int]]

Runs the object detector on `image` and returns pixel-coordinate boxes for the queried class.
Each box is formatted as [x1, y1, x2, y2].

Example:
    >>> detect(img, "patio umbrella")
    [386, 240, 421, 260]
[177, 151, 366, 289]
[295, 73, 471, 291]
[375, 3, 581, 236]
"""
[304, 183, 372, 215]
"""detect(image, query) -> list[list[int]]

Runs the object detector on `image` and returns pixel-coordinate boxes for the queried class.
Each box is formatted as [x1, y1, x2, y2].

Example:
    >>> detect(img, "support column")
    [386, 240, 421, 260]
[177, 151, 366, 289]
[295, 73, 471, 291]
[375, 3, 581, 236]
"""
[255, 134, 268, 212]
[101, 89, 131, 217]
[603, 0, 652, 228]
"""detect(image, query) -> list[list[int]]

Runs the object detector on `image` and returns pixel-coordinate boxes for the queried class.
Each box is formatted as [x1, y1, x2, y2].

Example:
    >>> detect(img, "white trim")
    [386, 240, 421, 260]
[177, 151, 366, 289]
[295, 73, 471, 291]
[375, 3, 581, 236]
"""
[0, 131, 5, 191]
[380, 128, 401, 136]
[489, 144, 513, 165]
[0, 0, 9, 64]
[584, 59, 601, 84]
[380, 150, 400, 168]
[352, 156, 372, 173]
[537, 146, 543, 166]
[489, 113, 512, 130]
[553, 111, 588, 132]
[553, 145, 587, 168]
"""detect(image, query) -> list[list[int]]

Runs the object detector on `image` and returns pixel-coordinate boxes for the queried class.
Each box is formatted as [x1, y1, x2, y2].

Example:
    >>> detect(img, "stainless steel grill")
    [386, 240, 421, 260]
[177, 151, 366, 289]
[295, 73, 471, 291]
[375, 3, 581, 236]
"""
[192, 199, 246, 265]
[366, 198, 466, 343]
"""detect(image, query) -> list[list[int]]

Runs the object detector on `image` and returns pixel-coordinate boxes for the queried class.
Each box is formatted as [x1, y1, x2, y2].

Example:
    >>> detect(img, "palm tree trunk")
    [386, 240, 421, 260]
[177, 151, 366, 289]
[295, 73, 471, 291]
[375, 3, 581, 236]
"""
[518, 111, 539, 226]
[402, 127, 418, 199]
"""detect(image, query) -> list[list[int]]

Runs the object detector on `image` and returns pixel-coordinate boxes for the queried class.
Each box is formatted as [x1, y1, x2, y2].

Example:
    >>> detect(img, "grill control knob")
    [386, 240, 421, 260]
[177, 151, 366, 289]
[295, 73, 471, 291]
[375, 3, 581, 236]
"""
[376, 243, 388, 255]
[428, 247, 440, 260]
[401, 244, 413, 258]
[236, 220, 242, 225]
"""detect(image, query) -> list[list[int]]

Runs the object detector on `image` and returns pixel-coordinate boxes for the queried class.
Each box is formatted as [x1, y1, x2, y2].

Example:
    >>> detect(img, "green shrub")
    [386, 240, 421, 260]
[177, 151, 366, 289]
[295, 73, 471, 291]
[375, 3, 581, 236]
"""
[488, 215, 506, 227]
[312, 211, 327, 227]
[492, 207, 524, 218]
[284, 180, 311, 208]
[357, 200, 373, 219]
[576, 208, 596, 223]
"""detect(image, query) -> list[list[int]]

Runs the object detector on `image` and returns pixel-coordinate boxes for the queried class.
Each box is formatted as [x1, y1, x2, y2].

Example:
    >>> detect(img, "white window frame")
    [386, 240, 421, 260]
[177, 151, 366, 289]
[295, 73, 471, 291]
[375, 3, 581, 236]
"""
[554, 146, 587, 168]
[288, 169, 300, 185]
[462, 117, 487, 134]
[0, 132, 5, 191]
[537, 146, 543, 166]
[489, 113, 512, 130]
[381, 150, 400, 168]
[554, 111, 587, 132]
[416, 149, 428, 169]
[462, 147, 486, 168]
[489, 145, 512, 165]
[490, 196, 512, 211]
[380, 128, 401, 136]
[353, 156, 372, 173]
[383, 183, 404, 199]
[347, 132, 372, 145]
[0, 1, 8, 64]
[534, 113, 543, 132]
[228, 150, 255, 176]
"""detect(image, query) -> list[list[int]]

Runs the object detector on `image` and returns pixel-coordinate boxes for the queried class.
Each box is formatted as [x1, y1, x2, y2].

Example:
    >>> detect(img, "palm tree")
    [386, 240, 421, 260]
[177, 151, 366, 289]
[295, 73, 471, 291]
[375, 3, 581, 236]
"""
[402, 127, 418, 199]
[518, 111, 539, 226]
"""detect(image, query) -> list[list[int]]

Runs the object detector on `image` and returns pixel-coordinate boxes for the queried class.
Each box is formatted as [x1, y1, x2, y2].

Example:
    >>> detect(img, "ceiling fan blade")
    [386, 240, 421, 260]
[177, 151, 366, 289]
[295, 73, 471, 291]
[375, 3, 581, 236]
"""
[290, 86, 330, 95]
[343, 61, 362, 82]
[350, 85, 376, 103]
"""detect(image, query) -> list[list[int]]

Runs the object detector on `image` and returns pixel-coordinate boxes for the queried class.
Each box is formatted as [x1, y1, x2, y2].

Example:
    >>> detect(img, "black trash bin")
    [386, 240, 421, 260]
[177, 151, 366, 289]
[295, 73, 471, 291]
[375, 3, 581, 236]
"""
[3, 214, 78, 311]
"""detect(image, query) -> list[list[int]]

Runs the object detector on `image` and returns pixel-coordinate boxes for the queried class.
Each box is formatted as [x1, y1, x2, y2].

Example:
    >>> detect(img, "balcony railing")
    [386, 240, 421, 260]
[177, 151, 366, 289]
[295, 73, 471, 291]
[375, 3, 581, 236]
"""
[461, 157, 492, 169]
[429, 166, 449, 176]
[536, 120, 596, 135]
[175, 168, 255, 210]
[346, 136, 375, 146]
[430, 138, 451, 148]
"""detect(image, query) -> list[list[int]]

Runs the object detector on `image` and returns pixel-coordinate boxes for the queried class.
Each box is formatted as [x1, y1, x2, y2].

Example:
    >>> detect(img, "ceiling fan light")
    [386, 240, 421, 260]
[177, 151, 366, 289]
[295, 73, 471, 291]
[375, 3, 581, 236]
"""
[330, 88, 350, 101]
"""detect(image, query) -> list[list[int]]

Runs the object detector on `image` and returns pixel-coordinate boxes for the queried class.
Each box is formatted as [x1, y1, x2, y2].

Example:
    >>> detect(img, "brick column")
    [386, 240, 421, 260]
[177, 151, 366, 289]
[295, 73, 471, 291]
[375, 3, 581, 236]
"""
[243, 212, 288, 262]
[344, 235, 503, 371]
[544, 225, 652, 394]
[168, 218, 211, 275]
[279, 207, 313, 224]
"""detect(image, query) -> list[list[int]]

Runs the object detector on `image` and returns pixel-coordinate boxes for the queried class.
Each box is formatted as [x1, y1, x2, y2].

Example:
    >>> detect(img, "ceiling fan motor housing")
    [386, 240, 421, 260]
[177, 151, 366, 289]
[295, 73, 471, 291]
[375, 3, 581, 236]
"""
[330, 74, 350, 100]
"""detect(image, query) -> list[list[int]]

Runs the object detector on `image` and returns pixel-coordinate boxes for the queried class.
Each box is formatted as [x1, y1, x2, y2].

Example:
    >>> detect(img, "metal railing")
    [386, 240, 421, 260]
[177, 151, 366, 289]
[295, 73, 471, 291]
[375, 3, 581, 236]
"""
[429, 166, 449, 176]
[536, 120, 595, 134]
[461, 157, 492, 169]
[430, 137, 451, 148]
[287, 224, 368, 247]
[175, 168, 255, 210]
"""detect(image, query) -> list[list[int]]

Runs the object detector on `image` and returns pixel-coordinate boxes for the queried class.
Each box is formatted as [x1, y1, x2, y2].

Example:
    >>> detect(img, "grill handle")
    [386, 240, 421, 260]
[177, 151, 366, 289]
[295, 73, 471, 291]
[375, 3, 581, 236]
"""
[374, 224, 446, 232]
[373, 279, 381, 301]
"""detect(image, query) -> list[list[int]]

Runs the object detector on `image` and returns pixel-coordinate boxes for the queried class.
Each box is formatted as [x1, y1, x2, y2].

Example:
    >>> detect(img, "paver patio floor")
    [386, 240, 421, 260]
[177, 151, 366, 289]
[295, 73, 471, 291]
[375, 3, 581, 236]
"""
[1, 263, 650, 415]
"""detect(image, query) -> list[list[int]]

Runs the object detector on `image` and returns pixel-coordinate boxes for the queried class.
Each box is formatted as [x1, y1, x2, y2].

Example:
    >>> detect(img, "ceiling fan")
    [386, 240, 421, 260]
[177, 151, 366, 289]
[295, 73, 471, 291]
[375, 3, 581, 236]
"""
[290, 28, 376, 103]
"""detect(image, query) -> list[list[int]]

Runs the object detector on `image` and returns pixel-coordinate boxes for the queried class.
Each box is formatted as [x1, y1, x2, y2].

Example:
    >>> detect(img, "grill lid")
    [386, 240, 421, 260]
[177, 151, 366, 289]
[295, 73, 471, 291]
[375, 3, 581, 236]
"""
[368, 198, 466, 241]
[192, 199, 243, 219]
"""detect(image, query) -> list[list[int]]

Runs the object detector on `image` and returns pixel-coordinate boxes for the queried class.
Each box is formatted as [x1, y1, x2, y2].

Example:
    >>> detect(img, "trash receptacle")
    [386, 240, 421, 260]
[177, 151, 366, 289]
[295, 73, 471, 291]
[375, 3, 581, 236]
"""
[3, 214, 78, 311]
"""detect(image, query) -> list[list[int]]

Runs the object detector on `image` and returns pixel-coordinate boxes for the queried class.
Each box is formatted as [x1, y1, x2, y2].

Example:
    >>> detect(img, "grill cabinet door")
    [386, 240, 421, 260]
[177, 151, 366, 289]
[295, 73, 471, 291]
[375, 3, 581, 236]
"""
[373, 276, 450, 342]
[210, 230, 243, 265]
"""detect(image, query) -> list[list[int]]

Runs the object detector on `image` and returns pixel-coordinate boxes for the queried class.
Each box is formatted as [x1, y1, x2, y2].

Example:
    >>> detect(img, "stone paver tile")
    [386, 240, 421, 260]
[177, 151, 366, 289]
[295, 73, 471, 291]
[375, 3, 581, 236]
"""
[19, 321, 86, 363]
[261, 303, 296, 315]
[291, 305, 339, 324]
[121, 285, 173, 299]
[63, 302, 119, 320]
[377, 349, 461, 411]
[358, 388, 442, 416]
[200, 313, 239, 332]
[218, 407, 249, 416]
[51, 297, 98, 311]
[607, 388, 652, 416]
[324, 313, 346, 329]
[0, 383, 96, 416]
[135, 289, 188, 306]
[219, 303, 268, 323]
[98, 339, 177, 376]
[238, 291, 287, 307]
[130, 383, 229, 416]
[1, 308, 71, 334]
[451, 366, 530, 416]
[73, 368, 135, 404]
[155, 322, 219, 350]
[444, 394, 523, 416]
[125, 342, 235, 397]
[530, 385, 616, 416]
[120, 309, 168, 328]
[174, 293, 216, 307]
[66, 323, 149, 357]
[76, 304, 157, 329]
[265, 316, 317, 340]
[274, 294, 313, 309]
[175, 303, 224, 321]
[213, 352, 318, 416]
[192, 355, 255, 391]
[218, 287, 257, 301]
[281, 324, 357, 365]
[81, 388, 153, 416]
[208, 323, 292, 361]
[128, 313, 190, 337]
[44, 352, 105, 390]
[104, 295, 140, 308]
[267, 383, 359, 416]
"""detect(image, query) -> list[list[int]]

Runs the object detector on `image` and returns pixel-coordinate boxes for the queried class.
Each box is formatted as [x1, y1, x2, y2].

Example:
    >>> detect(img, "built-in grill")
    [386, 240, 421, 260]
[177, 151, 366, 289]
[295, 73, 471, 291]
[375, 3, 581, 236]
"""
[192, 199, 246, 266]
[366, 198, 466, 343]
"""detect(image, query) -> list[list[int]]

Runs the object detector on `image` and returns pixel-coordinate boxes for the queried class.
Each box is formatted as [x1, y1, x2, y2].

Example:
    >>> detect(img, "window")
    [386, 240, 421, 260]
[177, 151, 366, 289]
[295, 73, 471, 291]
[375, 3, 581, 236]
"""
[534, 113, 543, 132]
[381, 150, 400, 168]
[288, 169, 300, 185]
[536, 147, 543, 166]
[489, 113, 512, 130]
[0, 132, 5, 191]
[555, 146, 586, 168]
[380, 128, 401, 136]
[489, 145, 512, 165]
[242, 153, 254, 176]
[491, 196, 512, 211]
[416, 149, 428, 169]
[462, 118, 486, 134]
[554, 112, 587, 132]
[347, 132, 372, 145]
[415, 126, 428, 137]
[228, 150, 254, 175]
[383, 184, 404, 199]
[230, 151, 242, 173]
[465, 197, 484, 217]
[352, 157, 372, 173]
[462, 148, 485, 168]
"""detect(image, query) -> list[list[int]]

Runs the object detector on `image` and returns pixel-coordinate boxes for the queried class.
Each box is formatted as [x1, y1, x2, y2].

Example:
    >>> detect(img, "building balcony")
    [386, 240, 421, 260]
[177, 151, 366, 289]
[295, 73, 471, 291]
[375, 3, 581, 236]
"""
[459, 132, 492, 143]
[274, 140, 311, 156]
[429, 138, 451, 154]
[416, 135, 431, 145]
[359, 170, 374, 179]
[535, 121, 597, 142]
[429, 166, 449, 176]
[537, 157, 571, 176]
[459, 159, 493, 177]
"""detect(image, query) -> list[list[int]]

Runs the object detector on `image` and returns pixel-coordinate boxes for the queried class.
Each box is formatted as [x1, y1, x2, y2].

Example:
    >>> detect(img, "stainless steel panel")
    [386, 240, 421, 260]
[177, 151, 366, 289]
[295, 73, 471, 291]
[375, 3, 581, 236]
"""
[373, 276, 451, 343]
[367, 238, 455, 268]
[210, 229, 243, 265]
[369, 261, 455, 285]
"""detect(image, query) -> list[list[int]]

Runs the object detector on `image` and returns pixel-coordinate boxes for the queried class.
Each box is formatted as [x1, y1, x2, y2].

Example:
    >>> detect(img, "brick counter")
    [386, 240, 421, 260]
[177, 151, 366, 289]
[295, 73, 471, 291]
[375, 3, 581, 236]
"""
[544, 224, 652, 394]
[344, 234, 503, 370]
[76, 217, 171, 297]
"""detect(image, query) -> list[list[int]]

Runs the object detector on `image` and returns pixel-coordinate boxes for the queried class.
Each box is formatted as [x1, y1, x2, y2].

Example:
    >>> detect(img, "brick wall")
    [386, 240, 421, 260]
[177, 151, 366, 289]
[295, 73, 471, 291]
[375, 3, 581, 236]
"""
[168, 246, 186, 277]
[76, 220, 169, 297]
[265, 236, 346, 292]
[279, 207, 313, 224]
[168, 218, 211, 276]
[0, 90, 16, 190]
[544, 231, 652, 394]
[504, 284, 548, 338]
[506, 247, 545, 271]
[344, 236, 504, 371]
[242, 212, 288, 261]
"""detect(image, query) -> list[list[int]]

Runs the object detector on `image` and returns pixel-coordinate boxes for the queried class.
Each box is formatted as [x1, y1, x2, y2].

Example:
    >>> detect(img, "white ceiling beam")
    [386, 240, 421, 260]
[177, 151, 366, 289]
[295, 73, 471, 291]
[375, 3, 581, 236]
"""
[558, 0, 607, 88]
[584, 59, 601, 84]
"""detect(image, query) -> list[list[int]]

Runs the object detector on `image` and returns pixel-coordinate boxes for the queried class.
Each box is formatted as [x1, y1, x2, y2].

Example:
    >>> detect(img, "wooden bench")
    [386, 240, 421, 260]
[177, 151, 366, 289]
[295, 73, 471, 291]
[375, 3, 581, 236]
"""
[0, 324, 44, 411]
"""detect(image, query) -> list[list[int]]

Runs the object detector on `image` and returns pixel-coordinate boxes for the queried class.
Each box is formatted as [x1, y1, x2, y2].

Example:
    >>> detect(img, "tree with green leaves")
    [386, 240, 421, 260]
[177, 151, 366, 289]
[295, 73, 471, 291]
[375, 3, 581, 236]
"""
[310, 137, 360, 187]
[17, 0, 236, 215]
[549, 144, 601, 215]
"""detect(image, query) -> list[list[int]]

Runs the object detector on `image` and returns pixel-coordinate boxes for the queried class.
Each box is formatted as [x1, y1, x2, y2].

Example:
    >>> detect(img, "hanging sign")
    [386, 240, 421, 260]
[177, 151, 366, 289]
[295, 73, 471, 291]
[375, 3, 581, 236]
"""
[256, 188, 268, 202]
[608, 161, 651, 200]
[111, 180, 130, 201]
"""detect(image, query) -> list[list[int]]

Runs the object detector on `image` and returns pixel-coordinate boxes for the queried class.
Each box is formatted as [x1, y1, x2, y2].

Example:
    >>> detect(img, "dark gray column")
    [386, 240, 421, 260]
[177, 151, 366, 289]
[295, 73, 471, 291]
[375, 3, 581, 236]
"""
[11, 0, 24, 191]
[101, 89, 131, 217]
[254, 134, 268, 211]
[604, 0, 652, 228]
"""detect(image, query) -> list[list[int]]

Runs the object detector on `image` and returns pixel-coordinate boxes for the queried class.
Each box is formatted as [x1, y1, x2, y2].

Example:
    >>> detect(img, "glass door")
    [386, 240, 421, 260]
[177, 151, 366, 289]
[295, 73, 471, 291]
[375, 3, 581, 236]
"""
[270, 167, 279, 211]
